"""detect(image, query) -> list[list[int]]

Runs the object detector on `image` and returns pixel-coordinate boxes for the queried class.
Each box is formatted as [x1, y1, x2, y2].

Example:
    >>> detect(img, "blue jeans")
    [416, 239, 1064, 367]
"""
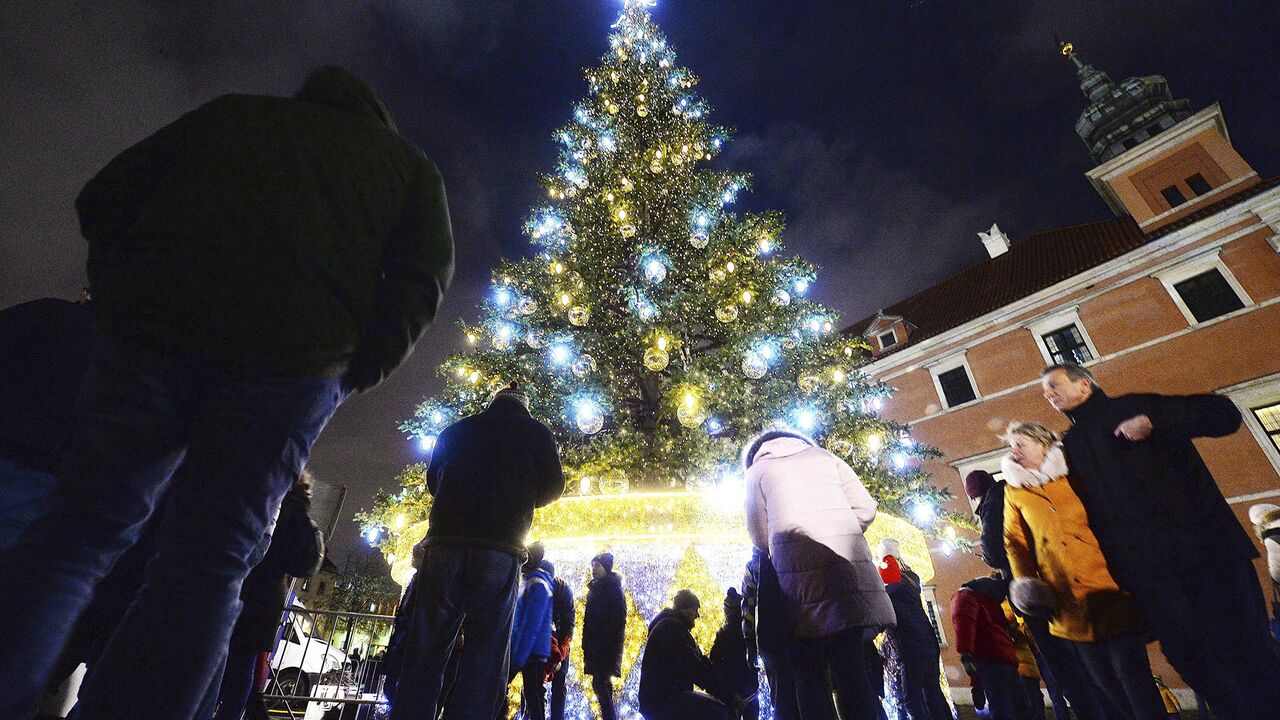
[0, 456, 57, 552]
[389, 543, 521, 720]
[972, 660, 1029, 720]
[0, 335, 347, 719]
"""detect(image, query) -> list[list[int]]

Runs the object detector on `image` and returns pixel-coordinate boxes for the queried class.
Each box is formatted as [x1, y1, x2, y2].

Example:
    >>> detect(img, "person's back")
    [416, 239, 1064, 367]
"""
[424, 392, 565, 557]
[78, 67, 453, 386]
[391, 385, 564, 720]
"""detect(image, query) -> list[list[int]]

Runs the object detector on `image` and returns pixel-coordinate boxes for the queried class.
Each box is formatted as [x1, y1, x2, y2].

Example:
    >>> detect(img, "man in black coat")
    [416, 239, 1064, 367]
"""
[392, 383, 565, 720]
[638, 590, 743, 720]
[0, 65, 454, 720]
[1044, 363, 1280, 717]
[583, 552, 627, 720]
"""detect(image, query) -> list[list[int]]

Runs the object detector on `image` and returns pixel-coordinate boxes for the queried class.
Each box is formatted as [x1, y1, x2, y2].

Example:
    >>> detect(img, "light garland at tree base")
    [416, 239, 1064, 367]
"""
[384, 491, 942, 719]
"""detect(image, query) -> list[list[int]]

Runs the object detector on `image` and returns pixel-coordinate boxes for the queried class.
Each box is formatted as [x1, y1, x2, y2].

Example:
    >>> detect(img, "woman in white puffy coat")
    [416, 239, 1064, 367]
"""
[744, 429, 895, 720]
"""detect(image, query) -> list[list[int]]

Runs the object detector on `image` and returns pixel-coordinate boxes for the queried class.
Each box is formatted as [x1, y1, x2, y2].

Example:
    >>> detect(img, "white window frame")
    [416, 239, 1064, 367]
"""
[878, 329, 897, 350]
[1153, 250, 1253, 326]
[1026, 307, 1102, 368]
[928, 353, 981, 410]
[920, 585, 948, 647]
[1218, 373, 1280, 479]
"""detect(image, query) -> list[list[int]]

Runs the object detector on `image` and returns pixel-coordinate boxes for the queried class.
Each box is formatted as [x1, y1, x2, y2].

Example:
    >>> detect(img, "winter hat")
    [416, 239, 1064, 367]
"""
[723, 587, 742, 613]
[878, 554, 902, 585]
[877, 538, 901, 562]
[1009, 577, 1060, 618]
[964, 470, 996, 500]
[524, 541, 546, 569]
[673, 589, 701, 611]
[592, 552, 615, 573]
[490, 381, 530, 410]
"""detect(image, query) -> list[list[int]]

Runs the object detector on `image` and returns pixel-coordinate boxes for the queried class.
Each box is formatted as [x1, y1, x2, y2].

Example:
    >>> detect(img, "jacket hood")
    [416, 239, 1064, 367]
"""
[962, 576, 1009, 600]
[1002, 445, 1069, 489]
[753, 436, 814, 463]
[540, 559, 555, 576]
[295, 66, 397, 132]
[649, 607, 692, 632]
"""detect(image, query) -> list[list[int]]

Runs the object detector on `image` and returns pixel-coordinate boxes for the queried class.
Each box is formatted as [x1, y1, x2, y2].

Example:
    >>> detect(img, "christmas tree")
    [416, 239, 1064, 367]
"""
[362, 2, 961, 715]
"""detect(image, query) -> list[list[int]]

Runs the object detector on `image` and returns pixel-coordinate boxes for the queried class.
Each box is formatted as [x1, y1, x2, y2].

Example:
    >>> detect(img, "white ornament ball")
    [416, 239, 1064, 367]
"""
[742, 351, 768, 379]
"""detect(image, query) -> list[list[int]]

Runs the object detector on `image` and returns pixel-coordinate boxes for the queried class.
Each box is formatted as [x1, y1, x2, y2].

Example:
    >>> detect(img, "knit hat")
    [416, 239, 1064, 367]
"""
[592, 552, 615, 573]
[672, 589, 701, 611]
[964, 470, 996, 500]
[723, 587, 741, 613]
[490, 381, 530, 410]
[878, 554, 902, 585]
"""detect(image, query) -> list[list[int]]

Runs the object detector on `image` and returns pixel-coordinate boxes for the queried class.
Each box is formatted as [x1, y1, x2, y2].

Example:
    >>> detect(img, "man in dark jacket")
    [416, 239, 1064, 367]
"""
[0, 297, 95, 552]
[392, 383, 565, 720]
[583, 552, 627, 720]
[638, 590, 743, 720]
[710, 588, 759, 720]
[0, 66, 454, 720]
[549, 562, 576, 720]
[1043, 363, 1280, 717]
[879, 555, 950, 720]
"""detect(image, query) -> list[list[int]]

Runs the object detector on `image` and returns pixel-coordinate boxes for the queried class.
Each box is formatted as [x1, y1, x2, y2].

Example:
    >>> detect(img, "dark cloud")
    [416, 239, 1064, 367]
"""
[2, 0, 1277, 559]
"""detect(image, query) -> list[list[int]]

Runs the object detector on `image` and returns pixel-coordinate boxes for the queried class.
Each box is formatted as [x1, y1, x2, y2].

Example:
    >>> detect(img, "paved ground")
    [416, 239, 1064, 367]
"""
[952, 709, 1194, 720]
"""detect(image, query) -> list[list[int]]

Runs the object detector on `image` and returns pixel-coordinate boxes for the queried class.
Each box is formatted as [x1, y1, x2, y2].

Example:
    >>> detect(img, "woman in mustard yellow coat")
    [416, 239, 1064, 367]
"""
[1002, 422, 1166, 720]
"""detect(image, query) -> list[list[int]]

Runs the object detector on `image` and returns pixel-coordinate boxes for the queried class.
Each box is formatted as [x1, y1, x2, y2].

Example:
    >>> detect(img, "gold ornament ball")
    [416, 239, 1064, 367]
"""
[676, 402, 708, 428]
[715, 304, 738, 323]
[643, 347, 670, 372]
[689, 230, 709, 249]
[830, 437, 854, 457]
[649, 162, 663, 174]
[569, 305, 591, 326]
[636, 105, 649, 117]
[620, 223, 637, 238]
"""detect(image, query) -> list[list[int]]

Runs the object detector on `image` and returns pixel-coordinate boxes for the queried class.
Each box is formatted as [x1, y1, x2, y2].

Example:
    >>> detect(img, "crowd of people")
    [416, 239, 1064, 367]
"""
[1, 63, 1279, 720]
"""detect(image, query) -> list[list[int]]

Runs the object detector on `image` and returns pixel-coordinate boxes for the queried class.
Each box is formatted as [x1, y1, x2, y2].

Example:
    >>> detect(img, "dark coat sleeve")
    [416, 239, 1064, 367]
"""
[978, 485, 1011, 574]
[1144, 393, 1242, 441]
[344, 159, 455, 392]
[533, 426, 566, 508]
[425, 425, 454, 497]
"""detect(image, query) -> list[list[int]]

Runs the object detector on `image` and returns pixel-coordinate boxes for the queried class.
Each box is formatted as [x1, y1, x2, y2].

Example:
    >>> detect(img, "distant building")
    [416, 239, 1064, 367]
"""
[849, 43, 1280, 699]
[293, 554, 341, 608]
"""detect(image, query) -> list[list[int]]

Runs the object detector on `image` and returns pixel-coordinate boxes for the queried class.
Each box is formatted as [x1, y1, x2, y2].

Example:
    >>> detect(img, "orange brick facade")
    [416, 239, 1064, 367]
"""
[855, 106, 1280, 697]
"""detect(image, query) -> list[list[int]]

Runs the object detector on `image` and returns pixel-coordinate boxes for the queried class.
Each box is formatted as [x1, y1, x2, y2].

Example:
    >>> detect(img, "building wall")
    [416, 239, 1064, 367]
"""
[870, 219, 1280, 690]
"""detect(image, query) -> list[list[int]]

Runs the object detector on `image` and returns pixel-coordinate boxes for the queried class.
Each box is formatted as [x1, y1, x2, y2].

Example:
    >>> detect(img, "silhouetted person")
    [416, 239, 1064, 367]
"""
[390, 383, 565, 720]
[638, 590, 744, 720]
[548, 560, 576, 720]
[0, 65, 454, 719]
[505, 541, 555, 720]
[583, 552, 627, 720]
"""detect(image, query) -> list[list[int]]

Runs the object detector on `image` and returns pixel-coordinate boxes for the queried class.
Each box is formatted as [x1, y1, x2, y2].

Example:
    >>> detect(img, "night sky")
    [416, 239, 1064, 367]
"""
[3, 0, 1278, 561]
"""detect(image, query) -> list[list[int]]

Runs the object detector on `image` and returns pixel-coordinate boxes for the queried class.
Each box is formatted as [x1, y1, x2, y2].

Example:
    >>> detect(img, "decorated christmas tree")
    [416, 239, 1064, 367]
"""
[362, 2, 960, 716]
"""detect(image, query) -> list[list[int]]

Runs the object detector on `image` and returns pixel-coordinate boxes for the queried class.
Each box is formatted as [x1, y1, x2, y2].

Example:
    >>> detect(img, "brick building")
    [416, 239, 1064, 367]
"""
[849, 44, 1280, 699]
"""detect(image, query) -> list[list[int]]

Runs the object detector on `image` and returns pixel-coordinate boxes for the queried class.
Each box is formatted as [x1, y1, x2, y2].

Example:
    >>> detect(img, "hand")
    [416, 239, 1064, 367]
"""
[1115, 414, 1154, 441]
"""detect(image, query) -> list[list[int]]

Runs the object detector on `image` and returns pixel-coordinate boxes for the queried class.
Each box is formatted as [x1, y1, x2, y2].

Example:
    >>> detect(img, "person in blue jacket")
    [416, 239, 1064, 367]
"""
[506, 541, 555, 719]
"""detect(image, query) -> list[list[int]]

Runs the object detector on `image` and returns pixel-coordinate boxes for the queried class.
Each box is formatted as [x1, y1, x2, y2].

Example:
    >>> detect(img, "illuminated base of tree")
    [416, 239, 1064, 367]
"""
[385, 491, 942, 718]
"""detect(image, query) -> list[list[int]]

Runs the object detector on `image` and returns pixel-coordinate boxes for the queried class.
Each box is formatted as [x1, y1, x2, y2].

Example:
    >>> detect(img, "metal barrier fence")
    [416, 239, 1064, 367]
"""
[260, 604, 397, 720]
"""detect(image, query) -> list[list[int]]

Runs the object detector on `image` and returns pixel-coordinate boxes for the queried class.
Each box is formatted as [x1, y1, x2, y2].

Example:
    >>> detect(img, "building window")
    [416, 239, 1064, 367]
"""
[1041, 324, 1094, 365]
[1186, 173, 1213, 196]
[1160, 185, 1187, 208]
[1253, 402, 1280, 454]
[1155, 252, 1253, 327]
[300, 577, 310, 592]
[1173, 269, 1246, 323]
[937, 366, 977, 408]
[921, 586, 948, 648]
[878, 330, 897, 349]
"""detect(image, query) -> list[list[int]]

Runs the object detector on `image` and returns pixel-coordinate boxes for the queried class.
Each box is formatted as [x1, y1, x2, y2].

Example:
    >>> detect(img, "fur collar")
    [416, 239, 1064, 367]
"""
[1001, 444, 1068, 489]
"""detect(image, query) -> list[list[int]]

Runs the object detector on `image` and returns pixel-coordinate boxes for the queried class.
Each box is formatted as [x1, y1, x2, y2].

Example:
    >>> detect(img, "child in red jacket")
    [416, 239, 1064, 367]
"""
[951, 575, 1027, 720]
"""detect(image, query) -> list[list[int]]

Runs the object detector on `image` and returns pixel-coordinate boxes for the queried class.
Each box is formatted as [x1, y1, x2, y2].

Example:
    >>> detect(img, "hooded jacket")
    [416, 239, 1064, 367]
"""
[884, 575, 941, 660]
[76, 67, 454, 389]
[1002, 445, 1144, 642]
[951, 577, 1016, 665]
[638, 608, 727, 715]
[424, 398, 565, 558]
[975, 480, 1011, 574]
[582, 570, 627, 677]
[745, 435, 895, 638]
[1060, 390, 1252, 590]
[510, 563, 555, 667]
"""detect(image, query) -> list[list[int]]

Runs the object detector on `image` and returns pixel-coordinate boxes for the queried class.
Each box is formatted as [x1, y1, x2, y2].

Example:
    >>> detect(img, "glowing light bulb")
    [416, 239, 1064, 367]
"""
[867, 433, 884, 452]
[418, 435, 437, 453]
[559, 292, 572, 306]
[726, 261, 736, 273]
[683, 392, 696, 408]
[833, 369, 846, 383]
[657, 336, 668, 351]
[466, 332, 477, 344]
[741, 290, 753, 304]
